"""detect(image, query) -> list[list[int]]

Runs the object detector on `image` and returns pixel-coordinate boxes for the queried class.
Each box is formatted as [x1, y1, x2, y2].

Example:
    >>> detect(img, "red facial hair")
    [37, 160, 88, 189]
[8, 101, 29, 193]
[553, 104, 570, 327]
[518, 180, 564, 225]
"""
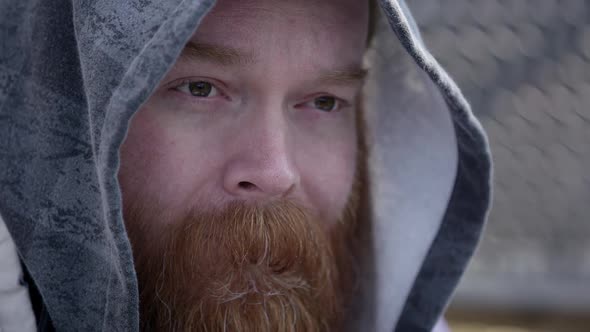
[126, 198, 358, 332]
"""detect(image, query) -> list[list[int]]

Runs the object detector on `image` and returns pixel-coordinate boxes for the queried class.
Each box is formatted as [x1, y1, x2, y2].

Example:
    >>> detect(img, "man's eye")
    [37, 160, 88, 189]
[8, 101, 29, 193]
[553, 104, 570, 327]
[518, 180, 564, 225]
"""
[176, 81, 220, 98]
[309, 96, 340, 112]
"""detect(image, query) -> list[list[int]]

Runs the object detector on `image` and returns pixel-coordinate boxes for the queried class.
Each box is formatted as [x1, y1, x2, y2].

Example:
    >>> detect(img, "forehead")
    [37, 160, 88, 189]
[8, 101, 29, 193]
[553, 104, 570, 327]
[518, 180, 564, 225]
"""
[192, 0, 370, 66]
[202, 0, 367, 26]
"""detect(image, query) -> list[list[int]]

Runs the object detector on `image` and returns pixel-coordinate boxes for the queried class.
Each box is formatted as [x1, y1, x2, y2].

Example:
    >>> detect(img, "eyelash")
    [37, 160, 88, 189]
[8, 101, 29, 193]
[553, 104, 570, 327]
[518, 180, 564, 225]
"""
[298, 95, 348, 113]
[171, 79, 227, 100]
[168, 79, 351, 112]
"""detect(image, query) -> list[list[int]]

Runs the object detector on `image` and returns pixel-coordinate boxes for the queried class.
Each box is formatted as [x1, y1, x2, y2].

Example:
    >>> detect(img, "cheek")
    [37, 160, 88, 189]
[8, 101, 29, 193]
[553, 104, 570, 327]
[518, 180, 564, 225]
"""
[297, 129, 357, 224]
[118, 108, 210, 218]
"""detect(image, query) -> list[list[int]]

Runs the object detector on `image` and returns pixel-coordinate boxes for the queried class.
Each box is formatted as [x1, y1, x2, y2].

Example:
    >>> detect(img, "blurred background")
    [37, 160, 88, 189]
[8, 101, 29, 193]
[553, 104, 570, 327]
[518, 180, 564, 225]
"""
[404, 0, 590, 331]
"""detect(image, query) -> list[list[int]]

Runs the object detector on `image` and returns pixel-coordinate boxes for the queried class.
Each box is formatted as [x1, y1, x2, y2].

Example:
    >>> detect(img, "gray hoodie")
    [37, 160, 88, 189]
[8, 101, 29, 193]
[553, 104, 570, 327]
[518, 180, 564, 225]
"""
[0, 0, 492, 331]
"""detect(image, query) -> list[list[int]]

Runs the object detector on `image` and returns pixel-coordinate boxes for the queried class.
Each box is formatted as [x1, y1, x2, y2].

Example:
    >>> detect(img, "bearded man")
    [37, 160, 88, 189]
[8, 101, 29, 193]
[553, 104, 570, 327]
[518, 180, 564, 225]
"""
[118, 1, 374, 330]
[0, 0, 491, 331]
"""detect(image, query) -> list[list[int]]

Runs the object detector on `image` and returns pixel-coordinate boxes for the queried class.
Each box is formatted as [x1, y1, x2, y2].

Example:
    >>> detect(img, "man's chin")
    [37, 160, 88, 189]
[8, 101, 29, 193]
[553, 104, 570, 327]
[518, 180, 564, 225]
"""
[126, 201, 354, 332]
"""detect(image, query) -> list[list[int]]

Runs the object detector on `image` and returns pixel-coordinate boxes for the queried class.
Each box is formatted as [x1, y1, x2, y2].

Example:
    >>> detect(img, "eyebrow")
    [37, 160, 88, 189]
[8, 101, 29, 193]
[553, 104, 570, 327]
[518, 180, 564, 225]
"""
[315, 68, 368, 87]
[181, 41, 256, 66]
[181, 41, 368, 86]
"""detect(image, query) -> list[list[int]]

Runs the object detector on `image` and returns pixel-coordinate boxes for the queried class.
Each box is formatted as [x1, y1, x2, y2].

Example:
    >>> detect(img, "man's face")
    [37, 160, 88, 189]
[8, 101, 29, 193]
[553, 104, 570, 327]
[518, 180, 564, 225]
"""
[119, 0, 369, 330]
[120, 0, 368, 224]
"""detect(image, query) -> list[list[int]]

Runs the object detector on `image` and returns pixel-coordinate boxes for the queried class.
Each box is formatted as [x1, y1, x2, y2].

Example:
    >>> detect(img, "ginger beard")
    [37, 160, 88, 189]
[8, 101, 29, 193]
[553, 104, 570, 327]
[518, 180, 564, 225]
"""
[126, 197, 359, 332]
[123, 123, 367, 332]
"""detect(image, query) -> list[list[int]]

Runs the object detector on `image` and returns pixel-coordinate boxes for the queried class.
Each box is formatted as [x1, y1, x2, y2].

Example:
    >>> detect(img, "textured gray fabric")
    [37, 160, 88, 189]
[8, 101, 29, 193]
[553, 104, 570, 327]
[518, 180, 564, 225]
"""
[0, 0, 491, 331]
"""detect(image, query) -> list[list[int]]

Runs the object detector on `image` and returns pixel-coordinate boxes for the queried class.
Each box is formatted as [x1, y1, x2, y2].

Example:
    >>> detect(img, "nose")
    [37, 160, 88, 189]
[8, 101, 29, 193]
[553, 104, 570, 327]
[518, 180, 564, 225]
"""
[222, 111, 299, 200]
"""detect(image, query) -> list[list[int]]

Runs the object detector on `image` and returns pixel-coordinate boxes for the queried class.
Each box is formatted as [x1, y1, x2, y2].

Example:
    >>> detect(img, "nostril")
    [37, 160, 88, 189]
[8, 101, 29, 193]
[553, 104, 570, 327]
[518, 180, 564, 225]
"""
[238, 181, 256, 190]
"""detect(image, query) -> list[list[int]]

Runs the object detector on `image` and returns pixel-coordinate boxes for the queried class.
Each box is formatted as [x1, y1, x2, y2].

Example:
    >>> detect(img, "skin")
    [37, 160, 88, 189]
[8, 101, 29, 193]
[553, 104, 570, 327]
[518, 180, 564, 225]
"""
[118, 0, 370, 229]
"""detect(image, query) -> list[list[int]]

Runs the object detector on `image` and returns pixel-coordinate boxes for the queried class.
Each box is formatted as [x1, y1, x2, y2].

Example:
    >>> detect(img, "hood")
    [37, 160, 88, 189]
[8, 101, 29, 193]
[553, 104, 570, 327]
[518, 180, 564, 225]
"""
[0, 0, 492, 331]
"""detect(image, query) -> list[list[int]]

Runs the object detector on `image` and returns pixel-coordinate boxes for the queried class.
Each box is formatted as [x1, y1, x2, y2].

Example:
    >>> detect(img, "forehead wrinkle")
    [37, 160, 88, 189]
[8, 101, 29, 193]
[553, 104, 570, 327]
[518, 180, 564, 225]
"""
[181, 41, 258, 67]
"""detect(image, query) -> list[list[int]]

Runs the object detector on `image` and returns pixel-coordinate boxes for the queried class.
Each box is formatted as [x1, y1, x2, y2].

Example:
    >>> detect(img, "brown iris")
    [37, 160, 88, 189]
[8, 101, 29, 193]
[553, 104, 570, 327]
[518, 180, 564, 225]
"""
[314, 96, 337, 112]
[188, 81, 213, 97]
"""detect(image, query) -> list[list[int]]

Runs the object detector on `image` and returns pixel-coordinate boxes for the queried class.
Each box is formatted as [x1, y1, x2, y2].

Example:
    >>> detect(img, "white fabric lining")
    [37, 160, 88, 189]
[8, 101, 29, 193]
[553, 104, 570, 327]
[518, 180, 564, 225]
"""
[358, 6, 459, 331]
[0, 214, 36, 332]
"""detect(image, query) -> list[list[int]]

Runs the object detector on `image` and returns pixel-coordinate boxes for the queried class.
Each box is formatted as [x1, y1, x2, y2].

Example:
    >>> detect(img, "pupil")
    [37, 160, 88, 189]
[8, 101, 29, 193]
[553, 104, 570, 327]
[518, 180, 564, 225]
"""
[189, 82, 212, 97]
[315, 96, 335, 111]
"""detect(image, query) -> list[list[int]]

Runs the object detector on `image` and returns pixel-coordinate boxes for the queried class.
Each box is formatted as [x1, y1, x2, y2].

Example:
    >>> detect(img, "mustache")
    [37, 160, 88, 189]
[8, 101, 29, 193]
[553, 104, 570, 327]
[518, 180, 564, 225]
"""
[170, 201, 332, 283]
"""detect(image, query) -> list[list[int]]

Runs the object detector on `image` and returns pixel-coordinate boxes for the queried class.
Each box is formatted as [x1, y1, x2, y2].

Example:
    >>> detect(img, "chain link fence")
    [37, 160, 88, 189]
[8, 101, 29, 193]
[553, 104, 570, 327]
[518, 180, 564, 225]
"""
[405, 0, 590, 313]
